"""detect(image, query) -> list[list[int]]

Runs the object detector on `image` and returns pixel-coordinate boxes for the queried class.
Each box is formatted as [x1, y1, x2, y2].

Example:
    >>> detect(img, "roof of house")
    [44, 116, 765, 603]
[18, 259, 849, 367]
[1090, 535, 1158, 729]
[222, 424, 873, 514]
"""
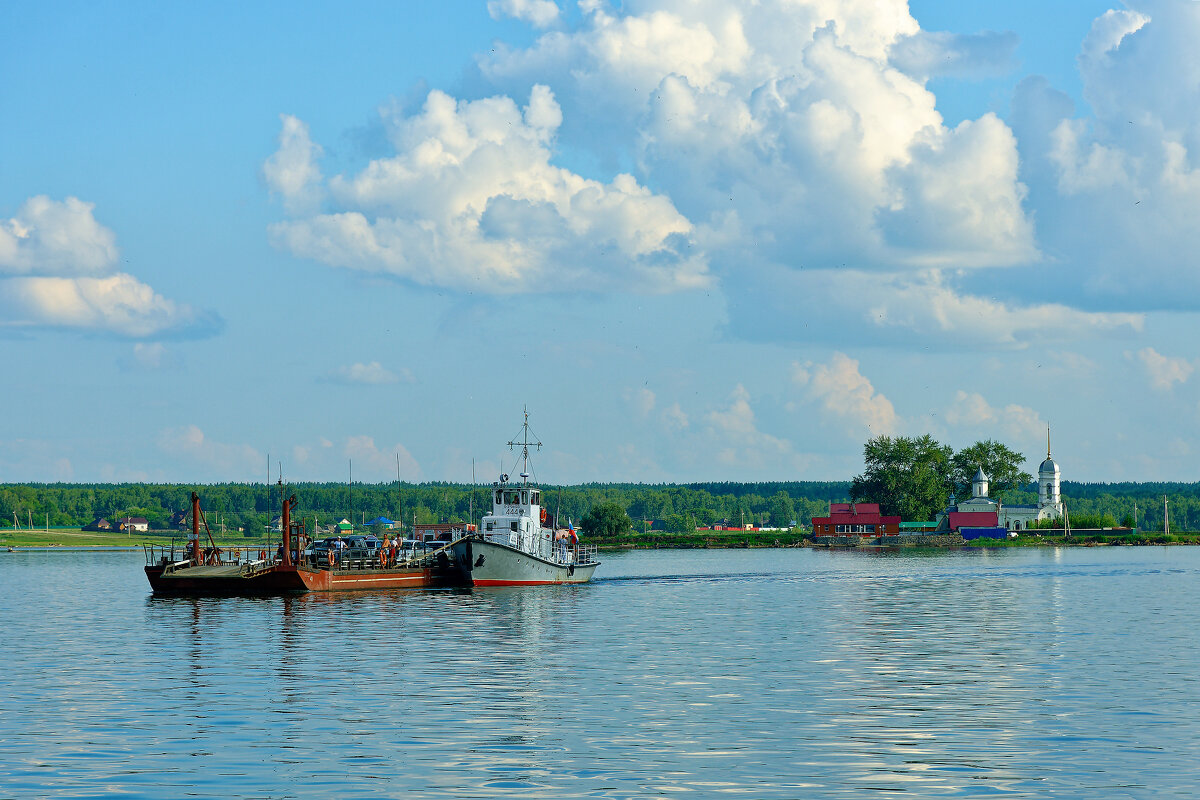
[813, 512, 901, 525]
[830, 502, 881, 514]
[948, 511, 999, 530]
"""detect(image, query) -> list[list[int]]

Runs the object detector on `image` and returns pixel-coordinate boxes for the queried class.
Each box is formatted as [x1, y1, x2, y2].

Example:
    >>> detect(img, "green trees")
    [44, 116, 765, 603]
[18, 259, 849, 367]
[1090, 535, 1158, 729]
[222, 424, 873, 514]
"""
[850, 435, 953, 521]
[768, 491, 795, 527]
[5, 476, 1198, 534]
[950, 440, 1032, 501]
[580, 501, 633, 537]
[851, 435, 1047, 522]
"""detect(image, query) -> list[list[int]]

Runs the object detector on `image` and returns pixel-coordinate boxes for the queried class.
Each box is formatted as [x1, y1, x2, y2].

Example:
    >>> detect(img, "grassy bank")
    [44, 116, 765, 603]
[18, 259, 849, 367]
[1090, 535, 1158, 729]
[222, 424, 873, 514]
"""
[964, 532, 1200, 547]
[6, 528, 1198, 551]
[591, 530, 1200, 549]
[0, 529, 266, 548]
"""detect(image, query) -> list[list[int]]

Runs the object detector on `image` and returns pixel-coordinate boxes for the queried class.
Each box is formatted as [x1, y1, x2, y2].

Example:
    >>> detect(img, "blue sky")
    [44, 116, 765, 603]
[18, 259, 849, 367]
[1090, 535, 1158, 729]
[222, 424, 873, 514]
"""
[3, 0, 1198, 485]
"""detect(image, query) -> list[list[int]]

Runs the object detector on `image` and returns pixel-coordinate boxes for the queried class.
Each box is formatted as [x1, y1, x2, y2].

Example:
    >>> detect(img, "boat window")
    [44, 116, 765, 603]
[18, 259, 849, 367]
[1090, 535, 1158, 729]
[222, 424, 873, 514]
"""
[495, 490, 503, 504]
[486, 522, 493, 531]
[531, 491, 539, 504]
[505, 491, 520, 504]
[510, 521, 519, 532]
[521, 491, 528, 504]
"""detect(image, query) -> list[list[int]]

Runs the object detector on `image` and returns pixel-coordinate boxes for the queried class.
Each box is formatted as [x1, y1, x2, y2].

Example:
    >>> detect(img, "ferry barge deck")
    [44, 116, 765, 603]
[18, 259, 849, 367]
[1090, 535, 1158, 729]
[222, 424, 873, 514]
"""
[144, 492, 462, 595]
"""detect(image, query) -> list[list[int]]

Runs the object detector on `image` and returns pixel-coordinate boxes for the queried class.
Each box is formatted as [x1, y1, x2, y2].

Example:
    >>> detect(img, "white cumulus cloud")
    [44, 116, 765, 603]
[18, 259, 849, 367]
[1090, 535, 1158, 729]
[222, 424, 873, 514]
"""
[488, 0, 560, 28]
[703, 384, 795, 470]
[324, 361, 411, 385]
[944, 390, 1044, 441]
[626, 386, 656, 418]
[263, 114, 324, 214]
[0, 195, 117, 276]
[0, 273, 213, 338]
[726, 266, 1142, 349]
[0, 196, 216, 337]
[266, 86, 709, 294]
[1137, 347, 1194, 391]
[157, 425, 263, 479]
[1010, 2, 1200, 311]
[889, 29, 1019, 80]
[792, 352, 898, 435]
[482, 0, 1037, 275]
[344, 435, 422, 481]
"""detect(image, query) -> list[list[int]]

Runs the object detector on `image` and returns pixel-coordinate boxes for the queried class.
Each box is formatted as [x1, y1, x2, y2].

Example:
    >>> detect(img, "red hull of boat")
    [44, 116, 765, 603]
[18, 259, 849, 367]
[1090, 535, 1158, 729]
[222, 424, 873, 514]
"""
[144, 563, 449, 595]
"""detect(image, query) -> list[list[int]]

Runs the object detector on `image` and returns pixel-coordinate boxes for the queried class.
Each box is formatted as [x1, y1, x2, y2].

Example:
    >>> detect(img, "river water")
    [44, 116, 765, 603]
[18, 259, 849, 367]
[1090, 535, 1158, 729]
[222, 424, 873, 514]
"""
[1, 546, 1198, 799]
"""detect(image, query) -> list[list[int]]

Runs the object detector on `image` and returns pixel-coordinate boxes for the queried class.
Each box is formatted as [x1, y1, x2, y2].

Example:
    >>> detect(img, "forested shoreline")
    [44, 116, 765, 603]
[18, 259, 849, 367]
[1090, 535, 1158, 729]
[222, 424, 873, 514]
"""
[2, 479, 1199, 534]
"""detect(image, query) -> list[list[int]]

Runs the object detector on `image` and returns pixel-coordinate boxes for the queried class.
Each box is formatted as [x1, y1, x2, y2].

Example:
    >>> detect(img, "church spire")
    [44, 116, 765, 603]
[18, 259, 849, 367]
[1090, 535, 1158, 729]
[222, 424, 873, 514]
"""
[1046, 424, 1051, 459]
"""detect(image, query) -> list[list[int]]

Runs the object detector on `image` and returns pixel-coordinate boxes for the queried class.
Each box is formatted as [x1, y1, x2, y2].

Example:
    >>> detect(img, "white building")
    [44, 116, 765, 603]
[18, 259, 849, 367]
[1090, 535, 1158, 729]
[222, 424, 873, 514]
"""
[937, 436, 1064, 532]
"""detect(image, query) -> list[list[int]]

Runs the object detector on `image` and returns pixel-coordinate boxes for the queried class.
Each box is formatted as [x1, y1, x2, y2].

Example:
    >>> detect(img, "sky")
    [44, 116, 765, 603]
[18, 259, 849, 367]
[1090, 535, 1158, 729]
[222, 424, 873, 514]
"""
[3, 0, 1199, 486]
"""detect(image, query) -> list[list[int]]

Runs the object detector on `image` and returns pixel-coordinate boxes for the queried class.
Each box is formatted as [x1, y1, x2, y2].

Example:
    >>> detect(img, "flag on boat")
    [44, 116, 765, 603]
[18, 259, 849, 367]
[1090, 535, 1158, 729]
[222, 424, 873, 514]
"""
[568, 519, 579, 544]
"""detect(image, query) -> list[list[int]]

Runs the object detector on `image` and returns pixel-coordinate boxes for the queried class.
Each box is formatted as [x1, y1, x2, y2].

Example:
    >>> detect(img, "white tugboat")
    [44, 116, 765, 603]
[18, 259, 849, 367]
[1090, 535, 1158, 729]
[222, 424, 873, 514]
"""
[450, 412, 600, 586]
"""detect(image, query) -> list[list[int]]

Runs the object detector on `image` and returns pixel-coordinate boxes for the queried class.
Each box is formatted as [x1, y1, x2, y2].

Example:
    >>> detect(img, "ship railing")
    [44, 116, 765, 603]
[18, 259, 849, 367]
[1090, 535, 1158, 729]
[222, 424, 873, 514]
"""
[573, 544, 599, 564]
[547, 543, 599, 565]
[143, 542, 289, 569]
[301, 539, 460, 572]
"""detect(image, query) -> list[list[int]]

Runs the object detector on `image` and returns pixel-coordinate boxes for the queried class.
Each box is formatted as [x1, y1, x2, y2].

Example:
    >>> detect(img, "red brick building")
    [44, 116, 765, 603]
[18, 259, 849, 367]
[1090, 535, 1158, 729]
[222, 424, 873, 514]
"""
[811, 503, 901, 537]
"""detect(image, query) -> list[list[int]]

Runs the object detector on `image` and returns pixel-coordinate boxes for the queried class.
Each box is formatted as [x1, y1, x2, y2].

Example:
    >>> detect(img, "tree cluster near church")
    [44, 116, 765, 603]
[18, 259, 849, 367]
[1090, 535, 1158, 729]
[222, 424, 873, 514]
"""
[850, 435, 953, 522]
[850, 435, 1034, 522]
[950, 440, 1034, 502]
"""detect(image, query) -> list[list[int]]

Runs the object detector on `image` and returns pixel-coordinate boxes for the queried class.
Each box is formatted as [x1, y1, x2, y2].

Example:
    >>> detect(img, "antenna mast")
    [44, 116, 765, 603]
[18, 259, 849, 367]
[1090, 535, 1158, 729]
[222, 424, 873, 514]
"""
[507, 406, 542, 485]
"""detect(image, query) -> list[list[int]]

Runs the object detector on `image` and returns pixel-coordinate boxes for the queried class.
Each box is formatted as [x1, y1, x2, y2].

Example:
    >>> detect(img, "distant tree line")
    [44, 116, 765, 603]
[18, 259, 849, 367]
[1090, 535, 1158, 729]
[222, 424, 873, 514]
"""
[0, 473, 1193, 534]
[0, 481, 848, 534]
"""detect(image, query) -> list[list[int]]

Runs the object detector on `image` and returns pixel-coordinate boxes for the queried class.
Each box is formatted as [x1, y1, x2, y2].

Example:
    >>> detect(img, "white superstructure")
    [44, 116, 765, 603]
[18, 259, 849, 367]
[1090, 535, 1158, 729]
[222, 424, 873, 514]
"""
[480, 482, 568, 562]
[450, 411, 598, 586]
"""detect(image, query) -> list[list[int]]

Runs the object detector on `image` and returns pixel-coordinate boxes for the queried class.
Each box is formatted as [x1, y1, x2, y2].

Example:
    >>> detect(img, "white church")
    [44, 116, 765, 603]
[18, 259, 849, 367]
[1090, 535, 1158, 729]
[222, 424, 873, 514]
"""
[936, 438, 1063, 532]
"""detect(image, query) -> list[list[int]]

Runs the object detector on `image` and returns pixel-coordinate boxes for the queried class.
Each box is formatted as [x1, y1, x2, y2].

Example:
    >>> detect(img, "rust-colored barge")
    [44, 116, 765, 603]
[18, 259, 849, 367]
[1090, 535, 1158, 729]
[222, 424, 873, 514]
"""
[144, 493, 462, 595]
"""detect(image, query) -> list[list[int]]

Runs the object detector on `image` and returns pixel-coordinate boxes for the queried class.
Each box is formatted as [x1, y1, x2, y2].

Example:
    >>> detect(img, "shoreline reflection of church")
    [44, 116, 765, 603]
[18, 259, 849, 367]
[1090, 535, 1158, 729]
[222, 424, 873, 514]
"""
[935, 436, 1063, 533]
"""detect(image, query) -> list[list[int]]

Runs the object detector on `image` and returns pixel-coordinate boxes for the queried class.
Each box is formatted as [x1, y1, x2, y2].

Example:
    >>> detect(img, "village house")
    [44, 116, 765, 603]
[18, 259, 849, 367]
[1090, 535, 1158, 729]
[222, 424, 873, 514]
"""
[811, 503, 901, 538]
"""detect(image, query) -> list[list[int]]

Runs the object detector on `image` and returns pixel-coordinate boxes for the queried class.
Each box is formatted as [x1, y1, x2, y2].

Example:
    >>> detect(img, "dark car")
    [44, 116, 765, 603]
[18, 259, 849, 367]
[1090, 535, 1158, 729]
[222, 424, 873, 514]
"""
[303, 536, 349, 565]
[343, 535, 382, 555]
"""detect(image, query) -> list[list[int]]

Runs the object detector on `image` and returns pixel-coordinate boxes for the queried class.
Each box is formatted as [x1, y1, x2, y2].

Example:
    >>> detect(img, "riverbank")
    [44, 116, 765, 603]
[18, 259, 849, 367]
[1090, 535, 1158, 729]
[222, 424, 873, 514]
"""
[588, 530, 1200, 549]
[6, 528, 1198, 551]
[0, 529, 257, 549]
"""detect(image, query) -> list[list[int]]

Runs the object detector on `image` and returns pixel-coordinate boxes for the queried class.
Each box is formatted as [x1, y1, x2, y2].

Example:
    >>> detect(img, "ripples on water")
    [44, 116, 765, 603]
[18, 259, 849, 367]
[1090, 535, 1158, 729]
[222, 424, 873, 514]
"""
[2, 547, 1199, 798]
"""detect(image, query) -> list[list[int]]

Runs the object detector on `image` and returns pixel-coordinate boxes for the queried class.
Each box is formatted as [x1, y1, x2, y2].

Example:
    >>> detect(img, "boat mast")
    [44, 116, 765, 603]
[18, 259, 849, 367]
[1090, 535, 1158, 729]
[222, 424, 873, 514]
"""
[191, 492, 201, 565]
[507, 406, 542, 486]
